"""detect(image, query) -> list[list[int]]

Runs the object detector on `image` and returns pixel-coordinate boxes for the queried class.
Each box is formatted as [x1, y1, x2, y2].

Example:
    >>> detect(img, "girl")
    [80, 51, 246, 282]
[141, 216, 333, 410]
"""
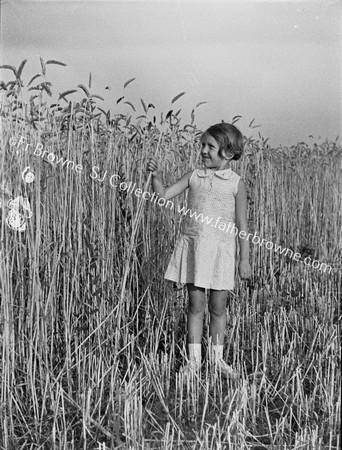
[147, 123, 251, 376]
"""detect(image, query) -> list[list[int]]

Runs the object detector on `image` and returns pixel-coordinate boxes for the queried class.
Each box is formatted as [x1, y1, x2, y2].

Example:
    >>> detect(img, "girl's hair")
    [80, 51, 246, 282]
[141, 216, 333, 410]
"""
[202, 123, 244, 161]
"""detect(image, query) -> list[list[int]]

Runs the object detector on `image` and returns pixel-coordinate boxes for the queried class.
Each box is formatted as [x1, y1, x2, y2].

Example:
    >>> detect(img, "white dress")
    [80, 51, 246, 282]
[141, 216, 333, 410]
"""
[164, 167, 241, 290]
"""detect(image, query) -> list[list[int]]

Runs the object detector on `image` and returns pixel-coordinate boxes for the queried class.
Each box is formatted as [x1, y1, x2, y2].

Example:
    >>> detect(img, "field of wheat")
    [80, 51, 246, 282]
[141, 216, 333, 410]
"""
[0, 59, 341, 450]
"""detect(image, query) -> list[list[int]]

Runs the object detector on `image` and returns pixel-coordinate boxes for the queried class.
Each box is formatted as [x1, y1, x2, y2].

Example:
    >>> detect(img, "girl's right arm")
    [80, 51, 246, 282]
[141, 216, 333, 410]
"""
[147, 157, 193, 201]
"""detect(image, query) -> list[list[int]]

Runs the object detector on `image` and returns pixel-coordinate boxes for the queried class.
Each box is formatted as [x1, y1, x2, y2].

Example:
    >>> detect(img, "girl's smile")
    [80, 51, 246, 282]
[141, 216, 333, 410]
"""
[200, 134, 230, 171]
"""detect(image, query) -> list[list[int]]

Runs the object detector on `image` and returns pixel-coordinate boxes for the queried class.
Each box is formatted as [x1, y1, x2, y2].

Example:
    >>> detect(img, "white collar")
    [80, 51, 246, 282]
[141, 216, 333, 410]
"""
[196, 167, 233, 180]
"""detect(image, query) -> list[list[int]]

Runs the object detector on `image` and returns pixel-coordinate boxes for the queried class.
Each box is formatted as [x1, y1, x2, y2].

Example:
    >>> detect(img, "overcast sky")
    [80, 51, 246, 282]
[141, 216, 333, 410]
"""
[1, 0, 341, 146]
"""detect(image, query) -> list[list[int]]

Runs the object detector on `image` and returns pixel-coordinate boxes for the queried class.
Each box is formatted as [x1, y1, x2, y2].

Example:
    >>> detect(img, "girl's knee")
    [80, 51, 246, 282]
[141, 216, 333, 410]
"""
[208, 303, 226, 317]
[208, 297, 227, 317]
[187, 284, 206, 312]
[188, 297, 206, 314]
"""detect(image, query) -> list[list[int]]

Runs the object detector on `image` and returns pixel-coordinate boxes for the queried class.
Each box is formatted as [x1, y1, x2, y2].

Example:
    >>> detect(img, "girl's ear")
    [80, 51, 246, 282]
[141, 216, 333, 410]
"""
[224, 150, 235, 160]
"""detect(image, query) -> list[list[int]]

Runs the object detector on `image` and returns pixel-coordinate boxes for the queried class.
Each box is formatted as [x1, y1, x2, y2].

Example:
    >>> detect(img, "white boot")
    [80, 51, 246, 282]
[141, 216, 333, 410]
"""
[211, 344, 238, 379]
[180, 343, 201, 374]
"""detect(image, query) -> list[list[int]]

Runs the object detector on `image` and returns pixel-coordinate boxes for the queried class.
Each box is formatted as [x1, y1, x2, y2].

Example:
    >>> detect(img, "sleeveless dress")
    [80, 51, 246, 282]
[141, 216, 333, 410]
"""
[164, 167, 241, 290]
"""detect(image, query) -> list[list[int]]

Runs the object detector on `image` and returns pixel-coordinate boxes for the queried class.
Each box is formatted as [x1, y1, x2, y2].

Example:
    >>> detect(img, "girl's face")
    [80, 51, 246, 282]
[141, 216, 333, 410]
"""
[200, 134, 231, 170]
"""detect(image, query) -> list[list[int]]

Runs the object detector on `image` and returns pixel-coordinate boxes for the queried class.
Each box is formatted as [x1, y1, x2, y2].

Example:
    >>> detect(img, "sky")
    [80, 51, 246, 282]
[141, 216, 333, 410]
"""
[1, 0, 341, 146]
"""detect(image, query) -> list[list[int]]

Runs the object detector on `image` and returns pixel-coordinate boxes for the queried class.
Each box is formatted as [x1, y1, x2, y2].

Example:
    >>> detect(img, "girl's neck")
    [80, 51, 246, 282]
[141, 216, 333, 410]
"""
[208, 163, 231, 172]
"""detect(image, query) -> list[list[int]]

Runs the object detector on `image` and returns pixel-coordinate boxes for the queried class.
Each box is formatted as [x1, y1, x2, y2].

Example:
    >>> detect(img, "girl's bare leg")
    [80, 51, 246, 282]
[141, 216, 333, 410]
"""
[187, 283, 206, 344]
[208, 289, 228, 345]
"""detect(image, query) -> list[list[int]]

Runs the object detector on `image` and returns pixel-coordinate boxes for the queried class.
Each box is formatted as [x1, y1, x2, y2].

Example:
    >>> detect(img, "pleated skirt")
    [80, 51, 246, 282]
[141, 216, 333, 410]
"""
[164, 233, 236, 290]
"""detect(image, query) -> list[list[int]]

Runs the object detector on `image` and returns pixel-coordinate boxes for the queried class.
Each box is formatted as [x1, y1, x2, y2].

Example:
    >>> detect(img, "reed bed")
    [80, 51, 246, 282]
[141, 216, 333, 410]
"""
[0, 59, 341, 449]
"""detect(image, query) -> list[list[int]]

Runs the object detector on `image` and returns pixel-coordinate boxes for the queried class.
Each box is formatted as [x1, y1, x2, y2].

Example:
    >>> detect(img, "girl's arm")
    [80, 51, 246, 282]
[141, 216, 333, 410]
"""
[147, 157, 193, 200]
[153, 171, 193, 200]
[235, 178, 251, 278]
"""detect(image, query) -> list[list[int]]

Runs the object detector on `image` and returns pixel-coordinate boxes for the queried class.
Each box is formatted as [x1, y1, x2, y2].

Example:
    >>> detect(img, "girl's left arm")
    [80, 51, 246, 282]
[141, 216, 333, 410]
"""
[235, 178, 251, 279]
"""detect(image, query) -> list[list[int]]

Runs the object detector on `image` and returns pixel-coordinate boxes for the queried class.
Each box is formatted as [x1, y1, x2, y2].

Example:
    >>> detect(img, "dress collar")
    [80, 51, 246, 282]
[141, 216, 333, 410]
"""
[196, 167, 233, 180]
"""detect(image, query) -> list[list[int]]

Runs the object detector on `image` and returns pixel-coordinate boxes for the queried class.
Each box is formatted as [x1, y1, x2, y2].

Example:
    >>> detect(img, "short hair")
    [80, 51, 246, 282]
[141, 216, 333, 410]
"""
[202, 123, 244, 161]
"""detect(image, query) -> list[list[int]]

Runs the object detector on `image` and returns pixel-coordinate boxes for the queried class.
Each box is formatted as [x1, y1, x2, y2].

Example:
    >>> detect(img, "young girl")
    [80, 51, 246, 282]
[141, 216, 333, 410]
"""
[147, 123, 251, 376]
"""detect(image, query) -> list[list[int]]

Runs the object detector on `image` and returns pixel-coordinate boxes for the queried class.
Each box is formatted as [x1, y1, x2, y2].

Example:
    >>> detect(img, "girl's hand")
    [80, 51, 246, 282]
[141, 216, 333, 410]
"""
[147, 157, 161, 177]
[239, 259, 251, 279]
